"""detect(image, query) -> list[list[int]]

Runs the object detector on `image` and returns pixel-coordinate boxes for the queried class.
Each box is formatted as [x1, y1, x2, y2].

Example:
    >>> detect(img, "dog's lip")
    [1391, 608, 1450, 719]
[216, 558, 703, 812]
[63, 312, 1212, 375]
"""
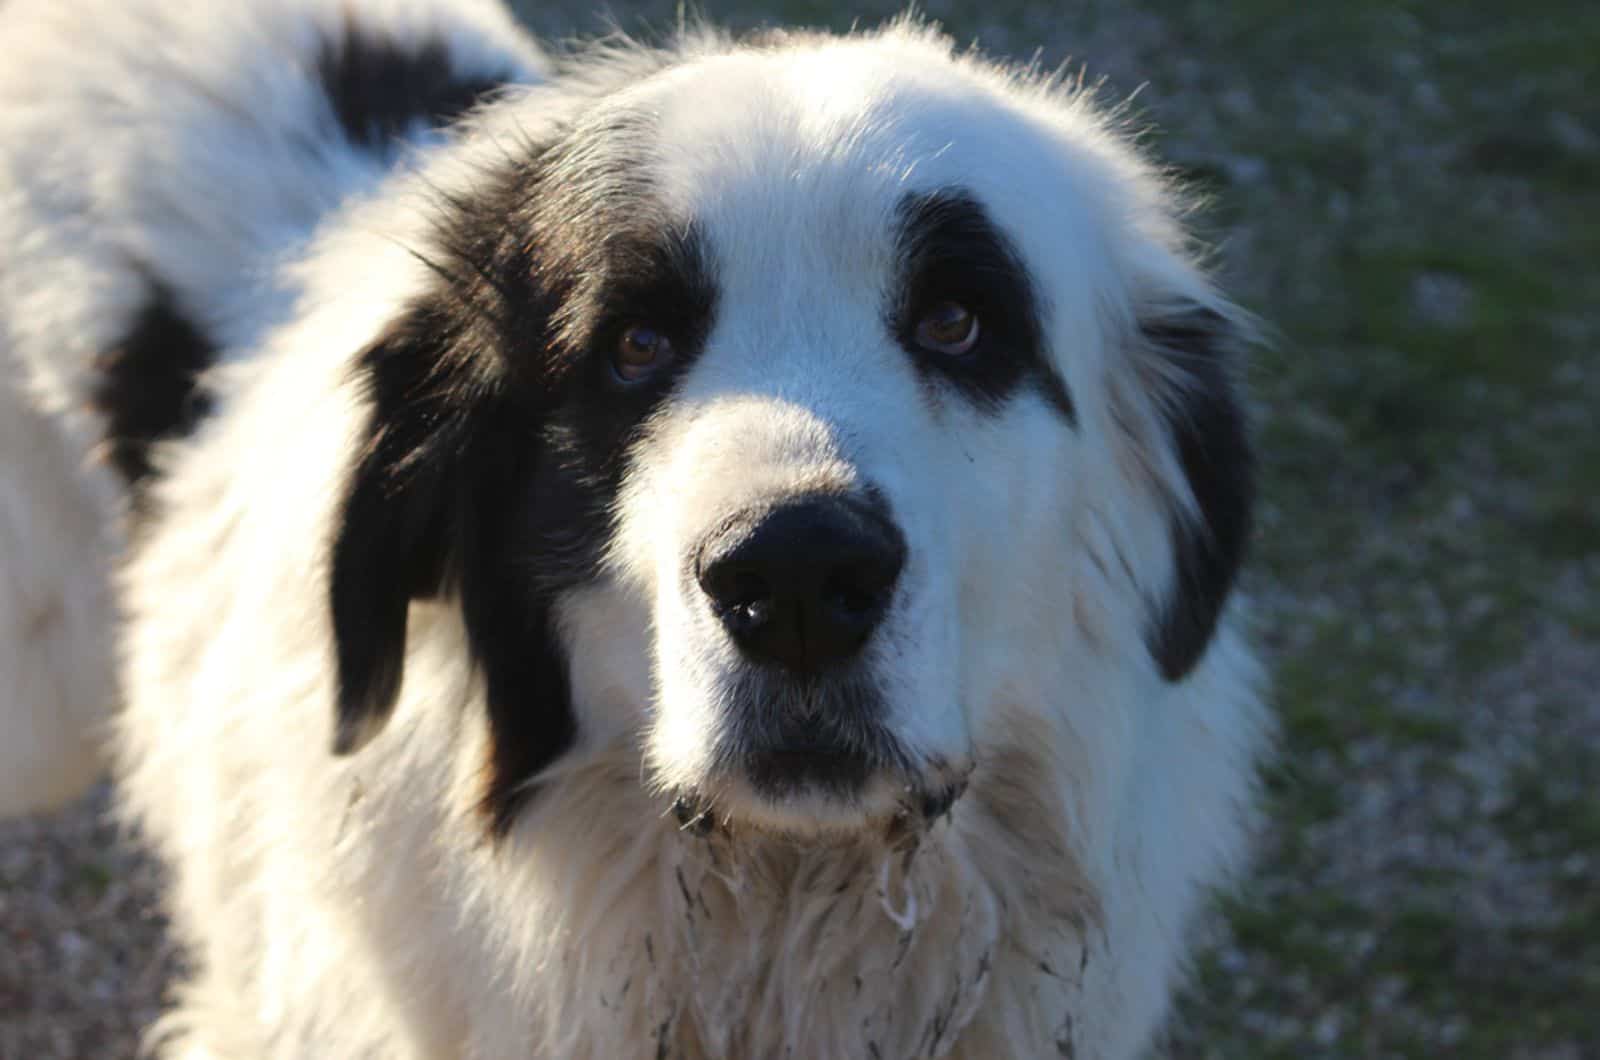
[742, 745, 876, 792]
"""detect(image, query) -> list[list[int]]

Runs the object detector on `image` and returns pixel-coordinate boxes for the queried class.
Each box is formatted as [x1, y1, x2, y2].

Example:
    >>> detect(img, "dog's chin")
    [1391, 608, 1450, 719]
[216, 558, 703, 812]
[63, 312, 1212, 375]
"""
[670, 755, 971, 841]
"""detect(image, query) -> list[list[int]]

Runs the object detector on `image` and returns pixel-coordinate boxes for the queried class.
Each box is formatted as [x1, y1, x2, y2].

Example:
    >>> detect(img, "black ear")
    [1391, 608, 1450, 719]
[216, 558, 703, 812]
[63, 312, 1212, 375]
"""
[329, 309, 472, 754]
[1142, 304, 1256, 682]
[327, 305, 580, 831]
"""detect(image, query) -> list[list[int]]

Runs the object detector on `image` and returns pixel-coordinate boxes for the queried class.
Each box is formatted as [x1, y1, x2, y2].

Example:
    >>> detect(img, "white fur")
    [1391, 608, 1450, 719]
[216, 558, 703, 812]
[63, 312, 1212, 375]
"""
[0, 2, 1269, 1057]
[0, 371, 116, 814]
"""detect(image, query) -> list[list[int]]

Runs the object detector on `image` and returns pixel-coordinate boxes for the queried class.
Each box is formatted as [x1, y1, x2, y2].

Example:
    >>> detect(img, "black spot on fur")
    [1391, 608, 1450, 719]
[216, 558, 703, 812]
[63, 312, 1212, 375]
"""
[891, 189, 1075, 423]
[1143, 306, 1254, 681]
[90, 286, 215, 488]
[329, 127, 717, 835]
[317, 23, 512, 151]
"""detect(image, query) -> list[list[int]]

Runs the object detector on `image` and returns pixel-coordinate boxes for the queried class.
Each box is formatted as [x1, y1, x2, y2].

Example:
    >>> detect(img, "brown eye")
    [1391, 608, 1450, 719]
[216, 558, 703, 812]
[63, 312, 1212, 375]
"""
[613, 324, 674, 382]
[913, 301, 980, 356]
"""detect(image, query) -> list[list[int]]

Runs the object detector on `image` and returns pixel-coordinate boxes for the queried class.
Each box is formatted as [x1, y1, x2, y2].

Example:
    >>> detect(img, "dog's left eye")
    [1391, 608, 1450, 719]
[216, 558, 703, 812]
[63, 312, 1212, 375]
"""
[613, 324, 675, 382]
[913, 301, 980, 357]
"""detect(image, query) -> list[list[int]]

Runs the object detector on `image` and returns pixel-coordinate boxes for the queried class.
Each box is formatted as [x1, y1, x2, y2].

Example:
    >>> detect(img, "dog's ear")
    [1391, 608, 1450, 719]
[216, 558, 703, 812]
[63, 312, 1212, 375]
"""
[327, 302, 578, 828]
[1140, 302, 1255, 682]
[328, 306, 480, 755]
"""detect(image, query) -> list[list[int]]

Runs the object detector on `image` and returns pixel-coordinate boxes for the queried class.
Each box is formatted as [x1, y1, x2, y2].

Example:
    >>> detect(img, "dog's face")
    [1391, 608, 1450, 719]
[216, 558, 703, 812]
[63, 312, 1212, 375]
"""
[328, 30, 1252, 839]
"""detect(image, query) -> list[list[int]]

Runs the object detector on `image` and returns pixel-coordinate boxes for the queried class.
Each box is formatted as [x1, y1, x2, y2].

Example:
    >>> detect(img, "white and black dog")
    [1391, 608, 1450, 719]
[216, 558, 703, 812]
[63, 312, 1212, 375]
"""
[0, 0, 1267, 1056]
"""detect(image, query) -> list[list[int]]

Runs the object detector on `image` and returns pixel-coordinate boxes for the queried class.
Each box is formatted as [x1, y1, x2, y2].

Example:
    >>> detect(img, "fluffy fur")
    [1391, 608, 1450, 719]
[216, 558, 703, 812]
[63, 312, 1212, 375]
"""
[0, 1, 1269, 1057]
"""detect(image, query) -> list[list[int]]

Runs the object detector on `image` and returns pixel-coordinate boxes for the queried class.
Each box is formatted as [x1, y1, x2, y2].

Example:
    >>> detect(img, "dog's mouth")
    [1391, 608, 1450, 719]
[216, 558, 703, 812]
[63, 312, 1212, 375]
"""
[654, 663, 971, 838]
[743, 739, 877, 795]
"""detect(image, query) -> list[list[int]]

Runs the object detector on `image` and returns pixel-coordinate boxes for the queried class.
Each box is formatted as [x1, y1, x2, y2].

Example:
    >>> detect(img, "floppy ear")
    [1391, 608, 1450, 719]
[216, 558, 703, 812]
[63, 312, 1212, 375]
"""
[327, 302, 579, 829]
[329, 308, 466, 755]
[1140, 303, 1255, 681]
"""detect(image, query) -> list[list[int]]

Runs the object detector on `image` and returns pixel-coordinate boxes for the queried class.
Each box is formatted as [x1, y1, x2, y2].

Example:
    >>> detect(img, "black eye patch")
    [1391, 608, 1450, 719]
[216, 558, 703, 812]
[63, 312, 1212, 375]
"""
[890, 188, 1074, 423]
[556, 224, 719, 468]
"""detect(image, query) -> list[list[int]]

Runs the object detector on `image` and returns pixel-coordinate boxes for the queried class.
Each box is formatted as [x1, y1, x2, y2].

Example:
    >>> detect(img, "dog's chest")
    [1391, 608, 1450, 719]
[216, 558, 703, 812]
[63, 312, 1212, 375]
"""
[472, 826, 1095, 1060]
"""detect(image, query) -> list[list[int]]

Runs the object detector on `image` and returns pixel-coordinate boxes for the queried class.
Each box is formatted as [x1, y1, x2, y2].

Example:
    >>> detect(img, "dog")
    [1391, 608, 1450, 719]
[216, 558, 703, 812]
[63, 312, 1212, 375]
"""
[0, 0, 1267, 1056]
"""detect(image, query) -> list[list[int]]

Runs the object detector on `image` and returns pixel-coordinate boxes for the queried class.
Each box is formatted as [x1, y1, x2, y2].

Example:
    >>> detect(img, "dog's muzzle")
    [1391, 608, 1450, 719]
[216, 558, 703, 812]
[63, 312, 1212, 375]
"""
[694, 493, 906, 673]
[684, 493, 914, 809]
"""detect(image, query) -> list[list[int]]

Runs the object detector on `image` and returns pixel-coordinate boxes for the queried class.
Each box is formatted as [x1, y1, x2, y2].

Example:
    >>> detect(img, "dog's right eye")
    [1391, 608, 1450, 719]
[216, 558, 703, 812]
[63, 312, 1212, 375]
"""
[913, 301, 981, 357]
[613, 324, 675, 383]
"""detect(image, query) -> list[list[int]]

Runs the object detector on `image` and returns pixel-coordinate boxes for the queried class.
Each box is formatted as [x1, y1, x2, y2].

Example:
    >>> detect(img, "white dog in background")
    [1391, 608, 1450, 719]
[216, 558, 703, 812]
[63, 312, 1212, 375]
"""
[0, 0, 1267, 1056]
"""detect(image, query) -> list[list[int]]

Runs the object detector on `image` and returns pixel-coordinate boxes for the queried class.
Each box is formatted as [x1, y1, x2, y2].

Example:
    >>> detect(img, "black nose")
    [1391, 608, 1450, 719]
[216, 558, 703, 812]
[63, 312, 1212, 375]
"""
[695, 495, 907, 673]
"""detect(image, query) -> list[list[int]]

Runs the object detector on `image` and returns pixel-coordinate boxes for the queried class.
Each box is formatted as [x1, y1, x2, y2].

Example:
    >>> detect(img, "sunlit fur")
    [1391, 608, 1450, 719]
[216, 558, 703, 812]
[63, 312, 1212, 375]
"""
[0, 1, 1268, 1057]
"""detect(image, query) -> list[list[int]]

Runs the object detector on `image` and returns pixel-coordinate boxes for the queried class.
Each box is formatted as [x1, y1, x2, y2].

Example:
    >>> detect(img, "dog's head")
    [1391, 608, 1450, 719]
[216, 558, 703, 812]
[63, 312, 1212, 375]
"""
[327, 26, 1252, 839]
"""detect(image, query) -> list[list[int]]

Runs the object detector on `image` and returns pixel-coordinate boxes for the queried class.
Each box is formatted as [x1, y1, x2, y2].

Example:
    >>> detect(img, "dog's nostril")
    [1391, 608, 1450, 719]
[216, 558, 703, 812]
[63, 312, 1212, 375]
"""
[824, 569, 887, 618]
[717, 571, 771, 613]
[714, 573, 773, 632]
[695, 495, 906, 672]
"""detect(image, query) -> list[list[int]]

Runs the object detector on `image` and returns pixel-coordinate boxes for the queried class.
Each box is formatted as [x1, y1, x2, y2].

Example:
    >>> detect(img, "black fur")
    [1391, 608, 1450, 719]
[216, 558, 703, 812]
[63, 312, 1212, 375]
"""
[318, 22, 513, 151]
[891, 189, 1075, 423]
[90, 284, 215, 488]
[1143, 307, 1254, 681]
[329, 126, 717, 834]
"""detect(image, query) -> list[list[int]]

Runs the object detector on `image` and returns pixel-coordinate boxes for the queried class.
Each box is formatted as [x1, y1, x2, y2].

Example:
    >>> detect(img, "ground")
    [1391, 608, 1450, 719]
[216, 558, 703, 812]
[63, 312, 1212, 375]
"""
[2, 1, 1596, 1056]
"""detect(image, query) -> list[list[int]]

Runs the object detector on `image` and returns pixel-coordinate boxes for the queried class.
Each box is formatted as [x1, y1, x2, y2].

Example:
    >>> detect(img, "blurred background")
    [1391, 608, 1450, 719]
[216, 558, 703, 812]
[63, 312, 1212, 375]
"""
[2, 1, 1595, 1056]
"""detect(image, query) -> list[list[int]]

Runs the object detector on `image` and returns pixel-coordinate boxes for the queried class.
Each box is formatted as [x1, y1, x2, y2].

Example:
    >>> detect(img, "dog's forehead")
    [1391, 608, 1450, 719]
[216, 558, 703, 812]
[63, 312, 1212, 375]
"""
[610, 39, 1135, 327]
